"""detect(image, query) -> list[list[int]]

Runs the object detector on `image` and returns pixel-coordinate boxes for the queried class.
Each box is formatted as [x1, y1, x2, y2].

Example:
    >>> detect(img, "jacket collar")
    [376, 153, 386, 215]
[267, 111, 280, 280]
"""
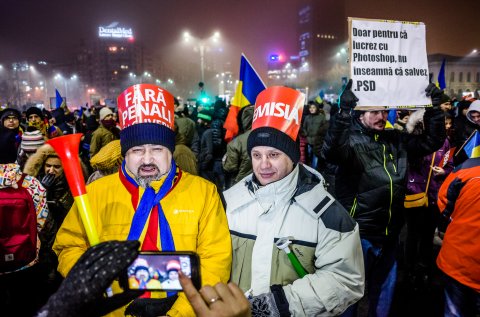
[250, 164, 299, 214]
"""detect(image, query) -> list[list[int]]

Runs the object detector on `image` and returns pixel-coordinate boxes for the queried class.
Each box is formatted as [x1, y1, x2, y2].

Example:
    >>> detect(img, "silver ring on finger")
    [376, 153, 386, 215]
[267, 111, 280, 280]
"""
[208, 296, 221, 305]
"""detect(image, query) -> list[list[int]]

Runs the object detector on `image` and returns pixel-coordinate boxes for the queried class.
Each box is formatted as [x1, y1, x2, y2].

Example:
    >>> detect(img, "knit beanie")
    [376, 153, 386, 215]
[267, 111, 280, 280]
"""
[117, 84, 175, 155]
[99, 107, 113, 121]
[90, 140, 123, 171]
[26, 106, 44, 120]
[20, 130, 45, 153]
[440, 93, 451, 105]
[247, 86, 305, 164]
[1, 108, 21, 123]
[197, 110, 212, 122]
[248, 127, 301, 163]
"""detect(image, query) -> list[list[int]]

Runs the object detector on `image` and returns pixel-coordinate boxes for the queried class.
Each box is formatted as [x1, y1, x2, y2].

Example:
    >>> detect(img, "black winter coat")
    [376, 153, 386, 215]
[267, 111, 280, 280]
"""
[322, 109, 445, 243]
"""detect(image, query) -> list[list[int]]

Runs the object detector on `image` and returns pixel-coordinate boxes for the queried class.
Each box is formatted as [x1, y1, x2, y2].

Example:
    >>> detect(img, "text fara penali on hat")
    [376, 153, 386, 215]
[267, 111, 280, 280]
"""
[119, 85, 173, 129]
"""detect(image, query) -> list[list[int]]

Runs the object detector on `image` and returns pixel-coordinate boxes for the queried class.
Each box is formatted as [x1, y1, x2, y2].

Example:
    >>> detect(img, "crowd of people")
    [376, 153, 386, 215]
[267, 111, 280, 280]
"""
[0, 79, 478, 317]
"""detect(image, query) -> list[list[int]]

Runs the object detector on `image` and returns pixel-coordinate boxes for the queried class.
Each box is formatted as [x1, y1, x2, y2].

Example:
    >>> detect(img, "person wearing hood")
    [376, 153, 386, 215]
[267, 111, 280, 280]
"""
[466, 100, 480, 127]
[322, 81, 446, 317]
[23, 143, 88, 283]
[453, 99, 480, 165]
[89, 106, 120, 157]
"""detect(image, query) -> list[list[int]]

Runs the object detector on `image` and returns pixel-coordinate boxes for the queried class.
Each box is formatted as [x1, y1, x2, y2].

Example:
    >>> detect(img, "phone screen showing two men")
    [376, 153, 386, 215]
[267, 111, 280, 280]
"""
[126, 253, 197, 291]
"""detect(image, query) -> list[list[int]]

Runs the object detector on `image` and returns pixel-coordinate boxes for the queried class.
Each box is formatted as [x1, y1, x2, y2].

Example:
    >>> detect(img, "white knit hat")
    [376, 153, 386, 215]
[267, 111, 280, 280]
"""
[21, 130, 45, 153]
[99, 107, 113, 121]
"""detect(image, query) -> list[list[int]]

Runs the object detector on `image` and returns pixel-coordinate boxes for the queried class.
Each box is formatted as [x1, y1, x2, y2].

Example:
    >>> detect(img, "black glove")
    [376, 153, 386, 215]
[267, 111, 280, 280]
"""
[338, 79, 359, 112]
[124, 295, 178, 317]
[425, 83, 443, 107]
[40, 173, 57, 190]
[249, 285, 290, 317]
[36, 240, 143, 317]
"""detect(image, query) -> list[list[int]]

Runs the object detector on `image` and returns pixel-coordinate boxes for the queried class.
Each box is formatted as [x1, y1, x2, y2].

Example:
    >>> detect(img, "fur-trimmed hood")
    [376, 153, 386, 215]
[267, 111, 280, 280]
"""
[406, 109, 425, 134]
[23, 143, 89, 180]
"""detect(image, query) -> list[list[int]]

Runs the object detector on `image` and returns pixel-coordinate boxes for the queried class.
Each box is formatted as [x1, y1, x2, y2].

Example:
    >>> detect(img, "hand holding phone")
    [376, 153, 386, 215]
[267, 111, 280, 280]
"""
[179, 272, 252, 317]
[38, 240, 143, 317]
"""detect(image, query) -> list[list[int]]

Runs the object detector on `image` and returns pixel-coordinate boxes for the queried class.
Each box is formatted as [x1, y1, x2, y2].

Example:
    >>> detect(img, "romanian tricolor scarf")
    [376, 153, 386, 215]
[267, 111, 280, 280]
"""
[120, 159, 177, 252]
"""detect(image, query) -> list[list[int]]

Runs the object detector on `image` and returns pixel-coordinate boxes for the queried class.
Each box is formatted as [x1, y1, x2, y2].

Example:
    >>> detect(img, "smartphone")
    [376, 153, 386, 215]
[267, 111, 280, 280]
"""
[122, 251, 201, 292]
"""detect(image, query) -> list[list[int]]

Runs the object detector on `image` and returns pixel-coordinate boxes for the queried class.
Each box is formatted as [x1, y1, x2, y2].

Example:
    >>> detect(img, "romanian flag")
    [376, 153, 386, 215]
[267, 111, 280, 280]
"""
[315, 90, 324, 104]
[464, 130, 480, 158]
[437, 59, 446, 90]
[224, 54, 266, 142]
[385, 109, 397, 129]
[55, 89, 64, 109]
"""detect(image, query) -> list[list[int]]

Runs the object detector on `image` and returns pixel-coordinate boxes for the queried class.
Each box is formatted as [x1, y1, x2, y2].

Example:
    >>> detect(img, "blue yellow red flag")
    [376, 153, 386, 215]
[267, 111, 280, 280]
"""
[464, 130, 480, 158]
[224, 54, 266, 141]
[55, 89, 64, 109]
[230, 54, 266, 107]
[437, 59, 446, 90]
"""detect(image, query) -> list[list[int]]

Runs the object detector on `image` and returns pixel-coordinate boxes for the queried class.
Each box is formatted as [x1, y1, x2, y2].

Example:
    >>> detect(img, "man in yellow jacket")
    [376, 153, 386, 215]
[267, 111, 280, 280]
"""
[53, 84, 232, 317]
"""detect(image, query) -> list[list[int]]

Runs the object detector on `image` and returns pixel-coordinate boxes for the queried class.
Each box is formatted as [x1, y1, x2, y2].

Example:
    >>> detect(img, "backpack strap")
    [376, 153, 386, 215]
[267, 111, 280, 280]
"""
[17, 173, 27, 187]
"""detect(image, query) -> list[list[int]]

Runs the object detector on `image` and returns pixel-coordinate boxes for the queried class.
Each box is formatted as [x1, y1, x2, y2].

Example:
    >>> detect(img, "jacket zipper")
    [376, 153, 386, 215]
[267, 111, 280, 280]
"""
[350, 196, 357, 217]
[382, 143, 393, 236]
[389, 153, 397, 173]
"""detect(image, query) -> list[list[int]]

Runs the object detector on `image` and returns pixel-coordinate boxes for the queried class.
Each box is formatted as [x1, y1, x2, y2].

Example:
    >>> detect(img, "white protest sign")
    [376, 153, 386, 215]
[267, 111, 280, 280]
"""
[349, 18, 431, 109]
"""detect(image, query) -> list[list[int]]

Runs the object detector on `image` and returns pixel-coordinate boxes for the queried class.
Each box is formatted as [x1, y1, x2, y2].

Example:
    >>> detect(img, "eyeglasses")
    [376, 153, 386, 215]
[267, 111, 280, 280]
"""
[5, 116, 19, 121]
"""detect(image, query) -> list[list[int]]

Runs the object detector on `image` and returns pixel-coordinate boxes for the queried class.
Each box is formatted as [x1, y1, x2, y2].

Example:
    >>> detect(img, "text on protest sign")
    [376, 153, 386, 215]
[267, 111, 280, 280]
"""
[117, 84, 175, 130]
[349, 18, 431, 110]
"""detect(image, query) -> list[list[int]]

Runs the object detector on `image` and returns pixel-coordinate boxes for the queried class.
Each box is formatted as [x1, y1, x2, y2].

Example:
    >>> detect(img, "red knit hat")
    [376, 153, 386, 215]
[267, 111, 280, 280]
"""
[117, 84, 175, 155]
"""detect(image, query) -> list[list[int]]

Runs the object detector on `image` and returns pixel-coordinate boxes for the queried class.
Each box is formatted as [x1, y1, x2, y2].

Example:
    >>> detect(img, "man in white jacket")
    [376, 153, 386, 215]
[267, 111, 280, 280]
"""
[223, 86, 365, 316]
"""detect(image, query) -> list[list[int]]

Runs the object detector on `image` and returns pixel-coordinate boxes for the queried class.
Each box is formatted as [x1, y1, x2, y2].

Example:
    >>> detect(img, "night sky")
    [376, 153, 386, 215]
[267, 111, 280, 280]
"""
[1, 0, 479, 77]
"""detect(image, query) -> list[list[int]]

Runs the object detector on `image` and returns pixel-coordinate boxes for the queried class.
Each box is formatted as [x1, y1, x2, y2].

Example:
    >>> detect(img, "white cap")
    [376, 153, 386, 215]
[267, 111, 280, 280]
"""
[99, 107, 113, 121]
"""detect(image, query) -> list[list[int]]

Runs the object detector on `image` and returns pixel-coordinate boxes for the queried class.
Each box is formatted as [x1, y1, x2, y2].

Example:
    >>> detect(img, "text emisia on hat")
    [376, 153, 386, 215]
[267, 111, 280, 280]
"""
[252, 86, 305, 140]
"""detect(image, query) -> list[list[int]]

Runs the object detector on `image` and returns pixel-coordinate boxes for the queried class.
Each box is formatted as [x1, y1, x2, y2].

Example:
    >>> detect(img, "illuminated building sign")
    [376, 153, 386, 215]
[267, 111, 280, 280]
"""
[98, 22, 133, 39]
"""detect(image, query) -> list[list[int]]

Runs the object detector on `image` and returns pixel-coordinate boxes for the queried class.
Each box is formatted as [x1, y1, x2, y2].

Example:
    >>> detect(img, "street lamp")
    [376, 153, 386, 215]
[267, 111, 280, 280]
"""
[28, 64, 49, 107]
[54, 74, 78, 106]
[54, 74, 67, 96]
[183, 30, 221, 82]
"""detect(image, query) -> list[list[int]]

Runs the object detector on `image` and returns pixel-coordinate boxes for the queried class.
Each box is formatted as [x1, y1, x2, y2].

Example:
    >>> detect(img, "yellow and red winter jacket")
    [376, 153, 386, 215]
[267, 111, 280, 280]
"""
[53, 168, 232, 317]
